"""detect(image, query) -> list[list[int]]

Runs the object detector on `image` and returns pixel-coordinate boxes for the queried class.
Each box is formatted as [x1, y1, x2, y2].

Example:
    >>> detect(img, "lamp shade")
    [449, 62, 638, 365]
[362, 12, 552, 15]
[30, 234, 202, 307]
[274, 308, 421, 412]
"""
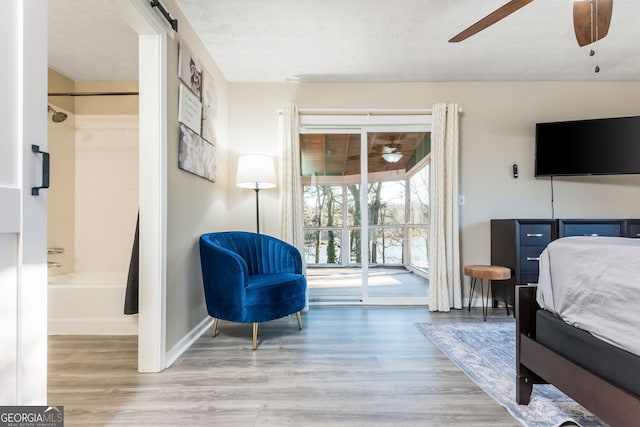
[236, 154, 277, 189]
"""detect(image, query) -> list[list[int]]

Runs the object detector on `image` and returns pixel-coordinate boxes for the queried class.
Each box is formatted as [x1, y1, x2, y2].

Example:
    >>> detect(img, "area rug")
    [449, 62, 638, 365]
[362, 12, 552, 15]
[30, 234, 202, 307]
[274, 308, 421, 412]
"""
[415, 321, 606, 427]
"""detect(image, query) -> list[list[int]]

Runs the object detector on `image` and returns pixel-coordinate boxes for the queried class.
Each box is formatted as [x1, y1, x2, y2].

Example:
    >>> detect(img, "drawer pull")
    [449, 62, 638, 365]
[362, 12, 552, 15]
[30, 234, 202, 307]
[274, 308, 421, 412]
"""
[636, 233, 640, 237]
[526, 233, 543, 237]
[584, 233, 600, 237]
[526, 257, 540, 261]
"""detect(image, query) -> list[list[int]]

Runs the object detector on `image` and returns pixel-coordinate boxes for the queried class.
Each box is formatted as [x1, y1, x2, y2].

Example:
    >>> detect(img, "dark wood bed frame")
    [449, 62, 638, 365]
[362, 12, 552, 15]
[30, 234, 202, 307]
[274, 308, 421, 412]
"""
[515, 285, 640, 427]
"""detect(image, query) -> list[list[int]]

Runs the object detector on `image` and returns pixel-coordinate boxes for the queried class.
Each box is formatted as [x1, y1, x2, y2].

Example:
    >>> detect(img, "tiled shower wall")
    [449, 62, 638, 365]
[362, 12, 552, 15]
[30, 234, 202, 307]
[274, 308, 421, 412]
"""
[74, 115, 139, 272]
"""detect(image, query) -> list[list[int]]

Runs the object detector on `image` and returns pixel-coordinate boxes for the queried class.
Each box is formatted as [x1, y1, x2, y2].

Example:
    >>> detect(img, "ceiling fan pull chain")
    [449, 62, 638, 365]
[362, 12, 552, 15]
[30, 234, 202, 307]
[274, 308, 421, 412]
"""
[591, 0, 601, 73]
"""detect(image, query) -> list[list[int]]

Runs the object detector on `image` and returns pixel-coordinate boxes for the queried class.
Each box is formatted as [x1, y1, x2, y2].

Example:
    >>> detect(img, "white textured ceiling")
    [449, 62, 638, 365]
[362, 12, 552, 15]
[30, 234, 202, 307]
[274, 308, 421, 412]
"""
[48, 0, 138, 81]
[49, 0, 640, 83]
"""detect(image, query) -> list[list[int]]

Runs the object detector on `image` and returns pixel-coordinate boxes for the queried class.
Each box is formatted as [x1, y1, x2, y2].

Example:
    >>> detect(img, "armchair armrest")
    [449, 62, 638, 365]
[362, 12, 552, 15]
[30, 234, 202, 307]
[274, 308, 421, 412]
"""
[200, 238, 249, 281]
[199, 235, 249, 320]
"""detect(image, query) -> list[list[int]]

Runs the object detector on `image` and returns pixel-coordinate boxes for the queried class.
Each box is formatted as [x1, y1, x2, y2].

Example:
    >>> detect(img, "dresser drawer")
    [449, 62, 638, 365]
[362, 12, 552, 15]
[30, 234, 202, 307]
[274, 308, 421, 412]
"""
[560, 223, 622, 237]
[519, 245, 545, 271]
[519, 271, 540, 285]
[519, 224, 553, 246]
[628, 224, 640, 238]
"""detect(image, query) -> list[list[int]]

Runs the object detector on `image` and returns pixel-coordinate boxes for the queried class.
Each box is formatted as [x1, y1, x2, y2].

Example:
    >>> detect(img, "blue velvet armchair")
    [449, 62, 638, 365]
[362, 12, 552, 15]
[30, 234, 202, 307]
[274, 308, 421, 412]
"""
[199, 231, 307, 349]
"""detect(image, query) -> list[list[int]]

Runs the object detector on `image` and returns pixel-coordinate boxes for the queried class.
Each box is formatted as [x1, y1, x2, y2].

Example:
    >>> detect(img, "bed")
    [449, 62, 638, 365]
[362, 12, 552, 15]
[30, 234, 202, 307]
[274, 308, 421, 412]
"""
[515, 236, 640, 427]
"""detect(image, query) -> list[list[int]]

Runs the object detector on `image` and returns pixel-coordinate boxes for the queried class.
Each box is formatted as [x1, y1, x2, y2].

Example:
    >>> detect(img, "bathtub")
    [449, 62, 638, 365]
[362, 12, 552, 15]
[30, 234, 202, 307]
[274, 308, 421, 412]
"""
[48, 272, 138, 335]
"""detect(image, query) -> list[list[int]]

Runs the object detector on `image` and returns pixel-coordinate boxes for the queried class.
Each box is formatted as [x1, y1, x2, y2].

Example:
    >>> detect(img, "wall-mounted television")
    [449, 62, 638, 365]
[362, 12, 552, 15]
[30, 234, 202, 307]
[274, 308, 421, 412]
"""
[535, 116, 640, 177]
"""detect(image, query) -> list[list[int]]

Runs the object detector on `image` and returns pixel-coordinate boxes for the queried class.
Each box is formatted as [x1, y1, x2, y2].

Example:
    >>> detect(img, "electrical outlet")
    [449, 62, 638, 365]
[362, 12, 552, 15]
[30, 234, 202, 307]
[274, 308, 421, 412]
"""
[458, 195, 465, 206]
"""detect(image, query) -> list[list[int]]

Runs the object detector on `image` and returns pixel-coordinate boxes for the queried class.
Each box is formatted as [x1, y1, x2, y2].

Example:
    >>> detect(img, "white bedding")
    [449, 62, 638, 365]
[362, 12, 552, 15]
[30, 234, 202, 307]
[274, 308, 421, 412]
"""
[537, 236, 640, 357]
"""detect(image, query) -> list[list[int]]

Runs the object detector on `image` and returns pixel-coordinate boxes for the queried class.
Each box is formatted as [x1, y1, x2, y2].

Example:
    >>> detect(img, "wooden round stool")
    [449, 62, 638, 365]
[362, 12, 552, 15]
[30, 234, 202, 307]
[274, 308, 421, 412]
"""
[463, 265, 511, 321]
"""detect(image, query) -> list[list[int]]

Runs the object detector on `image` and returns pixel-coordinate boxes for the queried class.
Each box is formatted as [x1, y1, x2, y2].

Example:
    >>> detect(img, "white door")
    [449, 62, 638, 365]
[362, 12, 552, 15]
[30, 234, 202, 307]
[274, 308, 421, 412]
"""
[0, 0, 48, 405]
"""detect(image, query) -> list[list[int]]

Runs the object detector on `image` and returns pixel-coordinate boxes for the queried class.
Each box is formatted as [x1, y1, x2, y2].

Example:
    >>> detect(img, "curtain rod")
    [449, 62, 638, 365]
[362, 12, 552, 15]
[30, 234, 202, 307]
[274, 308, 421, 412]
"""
[48, 92, 139, 97]
[277, 107, 462, 115]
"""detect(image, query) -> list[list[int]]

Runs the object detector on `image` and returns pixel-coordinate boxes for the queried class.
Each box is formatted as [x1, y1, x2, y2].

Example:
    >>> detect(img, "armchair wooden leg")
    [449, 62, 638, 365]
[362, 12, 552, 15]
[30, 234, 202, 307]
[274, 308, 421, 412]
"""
[212, 318, 219, 337]
[252, 322, 258, 350]
[296, 311, 302, 330]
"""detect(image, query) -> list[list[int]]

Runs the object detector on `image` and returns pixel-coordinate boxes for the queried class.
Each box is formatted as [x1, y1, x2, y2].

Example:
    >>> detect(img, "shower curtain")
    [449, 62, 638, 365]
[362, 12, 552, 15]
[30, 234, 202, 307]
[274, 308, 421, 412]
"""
[124, 212, 139, 314]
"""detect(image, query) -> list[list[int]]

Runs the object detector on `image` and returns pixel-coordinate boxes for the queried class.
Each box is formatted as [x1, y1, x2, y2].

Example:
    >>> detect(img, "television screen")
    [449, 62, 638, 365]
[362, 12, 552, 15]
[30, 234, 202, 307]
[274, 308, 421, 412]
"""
[535, 116, 640, 176]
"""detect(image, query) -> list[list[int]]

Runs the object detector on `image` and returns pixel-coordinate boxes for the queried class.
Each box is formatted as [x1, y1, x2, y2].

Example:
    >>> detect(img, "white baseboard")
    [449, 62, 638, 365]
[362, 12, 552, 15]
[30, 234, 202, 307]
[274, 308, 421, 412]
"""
[463, 297, 511, 310]
[48, 316, 138, 335]
[165, 316, 213, 368]
[463, 297, 488, 308]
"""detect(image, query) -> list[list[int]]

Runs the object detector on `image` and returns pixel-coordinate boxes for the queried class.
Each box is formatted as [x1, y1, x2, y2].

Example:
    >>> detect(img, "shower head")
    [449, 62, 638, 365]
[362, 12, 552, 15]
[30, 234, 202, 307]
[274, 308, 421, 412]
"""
[48, 105, 68, 123]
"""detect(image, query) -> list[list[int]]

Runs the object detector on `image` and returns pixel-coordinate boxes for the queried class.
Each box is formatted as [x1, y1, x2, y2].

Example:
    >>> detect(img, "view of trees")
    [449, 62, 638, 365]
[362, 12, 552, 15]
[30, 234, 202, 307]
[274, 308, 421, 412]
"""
[303, 179, 419, 266]
[301, 132, 430, 269]
[304, 185, 342, 264]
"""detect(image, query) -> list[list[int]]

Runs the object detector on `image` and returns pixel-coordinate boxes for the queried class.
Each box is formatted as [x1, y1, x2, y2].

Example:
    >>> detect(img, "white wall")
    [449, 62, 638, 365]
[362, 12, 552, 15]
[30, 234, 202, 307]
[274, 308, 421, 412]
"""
[227, 84, 298, 235]
[163, 0, 230, 352]
[227, 81, 640, 300]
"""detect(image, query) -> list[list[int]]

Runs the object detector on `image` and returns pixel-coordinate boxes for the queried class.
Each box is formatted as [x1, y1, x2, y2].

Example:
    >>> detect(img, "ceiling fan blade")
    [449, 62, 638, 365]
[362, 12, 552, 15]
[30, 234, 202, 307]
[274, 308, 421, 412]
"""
[573, 0, 613, 47]
[449, 0, 535, 43]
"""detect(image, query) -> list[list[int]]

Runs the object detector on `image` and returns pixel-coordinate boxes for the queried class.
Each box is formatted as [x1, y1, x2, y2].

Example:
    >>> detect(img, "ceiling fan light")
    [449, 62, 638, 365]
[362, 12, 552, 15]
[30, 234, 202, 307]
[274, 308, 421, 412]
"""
[382, 152, 403, 163]
[382, 146, 397, 154]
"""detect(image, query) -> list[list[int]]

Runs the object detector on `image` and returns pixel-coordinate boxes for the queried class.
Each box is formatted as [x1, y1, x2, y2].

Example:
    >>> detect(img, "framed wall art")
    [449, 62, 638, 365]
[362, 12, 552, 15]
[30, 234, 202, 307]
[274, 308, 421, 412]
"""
[178, 84, 202, 134]
[178, 123, 216, 182]
[201, 69, 217, 143]
[178, 41, 202, 98]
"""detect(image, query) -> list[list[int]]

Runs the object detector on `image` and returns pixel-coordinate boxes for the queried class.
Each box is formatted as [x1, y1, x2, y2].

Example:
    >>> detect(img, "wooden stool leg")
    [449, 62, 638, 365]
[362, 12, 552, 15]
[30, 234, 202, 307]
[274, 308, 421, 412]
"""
[481, 279, 488, 321]
[468, 277, 477, 311]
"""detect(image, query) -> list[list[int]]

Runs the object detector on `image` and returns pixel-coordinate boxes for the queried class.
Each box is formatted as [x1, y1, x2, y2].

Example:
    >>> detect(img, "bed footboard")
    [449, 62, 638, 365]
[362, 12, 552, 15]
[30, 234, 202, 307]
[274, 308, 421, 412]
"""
[515, 285, 545, 404]
[515, 285, 640, 426]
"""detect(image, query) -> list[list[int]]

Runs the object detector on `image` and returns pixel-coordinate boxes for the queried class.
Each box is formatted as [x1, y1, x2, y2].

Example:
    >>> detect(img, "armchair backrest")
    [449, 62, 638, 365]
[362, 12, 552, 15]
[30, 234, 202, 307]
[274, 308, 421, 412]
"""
[201, 231, 302, 276]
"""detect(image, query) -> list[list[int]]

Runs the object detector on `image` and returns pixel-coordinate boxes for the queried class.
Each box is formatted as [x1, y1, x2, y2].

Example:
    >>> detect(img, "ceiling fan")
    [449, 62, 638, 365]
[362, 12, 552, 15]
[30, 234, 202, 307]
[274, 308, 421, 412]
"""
[381, 145, 403, 163]
[347, 136, 405, 163]
[449, 0, 613, 47]
[347, 143, 404, 162]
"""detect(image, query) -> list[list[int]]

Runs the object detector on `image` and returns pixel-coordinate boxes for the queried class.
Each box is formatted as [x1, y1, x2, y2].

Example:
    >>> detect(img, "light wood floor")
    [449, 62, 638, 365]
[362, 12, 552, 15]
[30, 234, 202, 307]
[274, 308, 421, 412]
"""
[48, 306, 519, 426]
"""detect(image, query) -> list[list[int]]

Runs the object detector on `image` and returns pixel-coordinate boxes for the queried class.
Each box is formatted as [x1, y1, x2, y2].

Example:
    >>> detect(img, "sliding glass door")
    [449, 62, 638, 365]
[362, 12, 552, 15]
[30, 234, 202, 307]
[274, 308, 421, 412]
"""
[300, 114, 431, 304]
[302, 132, 363, 301]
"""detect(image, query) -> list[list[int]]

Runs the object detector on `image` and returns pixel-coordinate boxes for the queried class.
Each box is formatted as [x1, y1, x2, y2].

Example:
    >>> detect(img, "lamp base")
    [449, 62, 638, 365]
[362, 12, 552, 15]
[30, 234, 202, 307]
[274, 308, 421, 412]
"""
[254, 188, 260, 234]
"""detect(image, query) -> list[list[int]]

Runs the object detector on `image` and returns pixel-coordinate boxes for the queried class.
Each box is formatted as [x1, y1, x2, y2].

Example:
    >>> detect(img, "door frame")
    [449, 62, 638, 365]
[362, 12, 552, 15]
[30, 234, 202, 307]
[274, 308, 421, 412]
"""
[110, 0, 173, 372]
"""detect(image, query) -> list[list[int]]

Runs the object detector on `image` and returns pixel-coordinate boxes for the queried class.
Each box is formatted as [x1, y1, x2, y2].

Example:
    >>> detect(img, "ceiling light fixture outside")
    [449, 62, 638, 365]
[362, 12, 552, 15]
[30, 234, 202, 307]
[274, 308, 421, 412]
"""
[382, 152, 402, 163]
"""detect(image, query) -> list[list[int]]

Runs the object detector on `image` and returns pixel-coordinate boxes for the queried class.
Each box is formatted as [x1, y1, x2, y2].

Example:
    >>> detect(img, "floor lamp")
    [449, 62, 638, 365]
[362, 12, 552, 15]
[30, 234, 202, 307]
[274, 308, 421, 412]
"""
[236, 154, 277, 234]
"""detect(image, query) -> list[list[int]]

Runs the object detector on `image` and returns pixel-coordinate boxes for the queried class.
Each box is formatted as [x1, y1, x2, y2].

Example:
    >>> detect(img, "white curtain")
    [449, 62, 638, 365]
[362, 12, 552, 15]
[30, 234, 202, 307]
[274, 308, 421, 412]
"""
[279, 103, 305, 254]
[428, 103, 462, 311]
